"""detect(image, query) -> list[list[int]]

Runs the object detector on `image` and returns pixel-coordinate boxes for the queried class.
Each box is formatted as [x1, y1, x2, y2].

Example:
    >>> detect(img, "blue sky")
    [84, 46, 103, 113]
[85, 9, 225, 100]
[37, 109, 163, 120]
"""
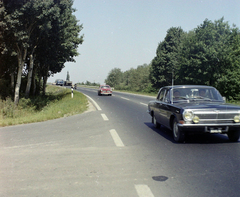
[49, 0, 240, 84]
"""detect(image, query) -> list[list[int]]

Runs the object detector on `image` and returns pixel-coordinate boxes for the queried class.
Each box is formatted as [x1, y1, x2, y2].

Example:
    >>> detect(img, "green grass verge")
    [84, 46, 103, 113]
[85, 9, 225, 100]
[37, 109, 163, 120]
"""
[0, 85, 88, 127]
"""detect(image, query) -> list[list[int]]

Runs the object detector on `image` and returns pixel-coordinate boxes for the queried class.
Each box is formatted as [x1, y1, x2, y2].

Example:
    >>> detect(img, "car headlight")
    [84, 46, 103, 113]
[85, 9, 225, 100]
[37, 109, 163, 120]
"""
[234, 115, 240, 123]
[193, 116, 200, 123]
[183, 110, 194, 121]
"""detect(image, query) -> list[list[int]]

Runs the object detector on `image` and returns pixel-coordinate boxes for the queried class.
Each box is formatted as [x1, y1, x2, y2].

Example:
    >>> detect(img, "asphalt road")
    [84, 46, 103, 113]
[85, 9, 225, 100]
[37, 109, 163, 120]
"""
[1, 87, 240, 197]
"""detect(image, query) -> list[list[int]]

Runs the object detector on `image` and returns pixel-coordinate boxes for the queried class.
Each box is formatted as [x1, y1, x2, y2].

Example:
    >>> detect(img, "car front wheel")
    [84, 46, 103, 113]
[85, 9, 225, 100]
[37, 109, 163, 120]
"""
[227, 130, 240, 142]
[173, 118, 185, 142]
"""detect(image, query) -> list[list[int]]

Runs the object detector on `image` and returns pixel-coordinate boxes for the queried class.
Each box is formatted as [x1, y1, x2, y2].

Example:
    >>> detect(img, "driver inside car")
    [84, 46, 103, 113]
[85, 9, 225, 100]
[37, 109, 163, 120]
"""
[199, 89, 206, 97]
[173, 90, 181, 97]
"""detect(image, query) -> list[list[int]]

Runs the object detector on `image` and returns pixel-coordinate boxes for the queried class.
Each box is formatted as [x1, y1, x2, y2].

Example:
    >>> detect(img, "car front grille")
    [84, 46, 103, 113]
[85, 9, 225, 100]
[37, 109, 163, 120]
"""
[193, 111, 239, 123]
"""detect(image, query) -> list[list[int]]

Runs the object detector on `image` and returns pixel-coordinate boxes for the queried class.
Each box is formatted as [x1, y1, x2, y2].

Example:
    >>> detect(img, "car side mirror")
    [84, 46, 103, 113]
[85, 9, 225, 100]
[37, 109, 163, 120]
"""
[222, 96, 226, 103]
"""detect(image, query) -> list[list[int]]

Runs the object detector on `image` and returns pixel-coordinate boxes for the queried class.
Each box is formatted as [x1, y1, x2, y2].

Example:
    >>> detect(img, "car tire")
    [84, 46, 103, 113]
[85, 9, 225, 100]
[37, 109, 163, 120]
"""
[227, 130, 240, 142]
[152, 113, 160, 128]
[173, 118, 185, 142]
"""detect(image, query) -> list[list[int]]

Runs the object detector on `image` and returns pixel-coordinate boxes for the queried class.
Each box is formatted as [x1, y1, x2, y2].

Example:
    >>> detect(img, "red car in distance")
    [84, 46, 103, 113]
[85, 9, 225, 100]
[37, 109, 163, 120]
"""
[98, 85, 112, 96]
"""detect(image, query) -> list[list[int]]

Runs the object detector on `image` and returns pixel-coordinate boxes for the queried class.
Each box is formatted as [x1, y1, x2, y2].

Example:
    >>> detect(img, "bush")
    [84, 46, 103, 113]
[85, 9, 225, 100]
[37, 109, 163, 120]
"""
[18, 98, 32, 109]
[0, 97, 17, 118]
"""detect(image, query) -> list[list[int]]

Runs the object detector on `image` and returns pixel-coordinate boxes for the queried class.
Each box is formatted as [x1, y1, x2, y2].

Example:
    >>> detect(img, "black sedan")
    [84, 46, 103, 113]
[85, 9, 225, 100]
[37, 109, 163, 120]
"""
[147, 85, 240, 142]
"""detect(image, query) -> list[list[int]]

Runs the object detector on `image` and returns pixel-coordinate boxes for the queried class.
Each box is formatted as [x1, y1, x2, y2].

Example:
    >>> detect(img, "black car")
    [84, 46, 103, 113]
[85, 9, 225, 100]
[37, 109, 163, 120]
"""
[147, 85, 240, 142]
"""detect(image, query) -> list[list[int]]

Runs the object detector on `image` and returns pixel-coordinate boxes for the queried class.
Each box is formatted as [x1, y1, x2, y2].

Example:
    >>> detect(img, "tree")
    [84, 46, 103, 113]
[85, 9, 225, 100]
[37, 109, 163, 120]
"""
[216, 27, 240, 100]
[35, 0, 83, 95]
[0, 0, 28, 104]
[127, 64, 151, 92]
[105, 68, 122, 87]
[24, 0, 60, 98]
[179, 18, 232, 85]
[150, 27, 185, 89]
[66, 71, 70, 81]
[0, 0, 57, 102]
[178, 17, 240, 99]
[0, 0, 83, 101]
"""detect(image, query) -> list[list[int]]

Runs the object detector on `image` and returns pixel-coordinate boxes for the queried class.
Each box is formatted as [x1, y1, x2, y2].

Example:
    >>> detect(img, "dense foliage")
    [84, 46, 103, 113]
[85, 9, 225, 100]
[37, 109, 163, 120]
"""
[150, 27, 184, 88]
[0, 0, 83, 104]
[177, 18, 240, 100]
[105, 64, 154, 93]
[105, 17, 240, 100]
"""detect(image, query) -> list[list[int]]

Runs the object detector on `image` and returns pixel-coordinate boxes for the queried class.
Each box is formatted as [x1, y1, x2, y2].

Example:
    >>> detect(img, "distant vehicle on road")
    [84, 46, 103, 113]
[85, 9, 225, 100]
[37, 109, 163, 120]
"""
[98, 85, 112, 96]
[74, 84, 77, 89]
[55, 79, 64, 86]
[147, 85, 240, 142]
[64, 80, 72, 86]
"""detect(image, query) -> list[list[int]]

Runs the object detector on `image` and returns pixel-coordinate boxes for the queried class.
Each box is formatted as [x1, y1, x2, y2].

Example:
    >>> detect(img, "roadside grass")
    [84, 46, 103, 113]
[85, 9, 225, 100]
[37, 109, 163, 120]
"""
[0, 85, 88, 127]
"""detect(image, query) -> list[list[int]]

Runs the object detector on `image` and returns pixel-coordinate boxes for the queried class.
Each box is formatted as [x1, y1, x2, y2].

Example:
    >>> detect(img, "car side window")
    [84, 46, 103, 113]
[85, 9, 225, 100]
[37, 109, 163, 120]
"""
[164, 90, 170, 103]
[157, 89, 166, 101]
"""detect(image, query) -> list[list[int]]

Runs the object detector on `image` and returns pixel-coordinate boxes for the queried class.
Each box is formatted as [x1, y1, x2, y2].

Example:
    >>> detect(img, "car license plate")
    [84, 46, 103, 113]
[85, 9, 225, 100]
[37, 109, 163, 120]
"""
[210, 129, 222, 133]
[209, 128, 222, 133]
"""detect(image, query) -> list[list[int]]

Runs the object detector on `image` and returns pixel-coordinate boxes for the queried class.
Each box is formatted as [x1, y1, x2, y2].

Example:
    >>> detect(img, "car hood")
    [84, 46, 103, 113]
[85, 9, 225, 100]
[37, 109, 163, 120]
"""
[175, 101, 240, 111]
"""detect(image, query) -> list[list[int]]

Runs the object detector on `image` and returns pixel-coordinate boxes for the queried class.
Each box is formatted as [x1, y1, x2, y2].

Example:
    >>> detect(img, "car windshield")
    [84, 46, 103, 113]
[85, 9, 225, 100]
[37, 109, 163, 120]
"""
[101, 86, 110, 89]
[172, 87, 224, 102]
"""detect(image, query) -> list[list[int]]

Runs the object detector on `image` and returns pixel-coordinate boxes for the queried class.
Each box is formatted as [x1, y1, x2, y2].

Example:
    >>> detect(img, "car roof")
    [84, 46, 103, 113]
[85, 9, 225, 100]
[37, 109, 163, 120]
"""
[164, 85, 215, 89]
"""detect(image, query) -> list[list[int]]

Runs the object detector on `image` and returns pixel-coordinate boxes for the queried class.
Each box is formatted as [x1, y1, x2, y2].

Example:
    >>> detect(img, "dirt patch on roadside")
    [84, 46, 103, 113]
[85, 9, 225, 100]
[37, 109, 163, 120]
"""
[84, 100, 97, 113]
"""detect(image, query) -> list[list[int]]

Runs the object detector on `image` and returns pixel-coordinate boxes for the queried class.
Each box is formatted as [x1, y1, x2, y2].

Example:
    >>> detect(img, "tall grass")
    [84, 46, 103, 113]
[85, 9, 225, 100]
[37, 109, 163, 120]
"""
[0, 86, 88, 127]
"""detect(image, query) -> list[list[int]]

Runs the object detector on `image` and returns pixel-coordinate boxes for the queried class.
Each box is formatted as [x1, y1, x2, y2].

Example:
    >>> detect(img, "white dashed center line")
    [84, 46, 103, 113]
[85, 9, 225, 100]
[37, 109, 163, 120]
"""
[140, 102, 148, 106]
[135, 185, 155, 197]
[101, 114, 109, 121]
[121, 97, 130, 100]
[109, 129, 124, 147]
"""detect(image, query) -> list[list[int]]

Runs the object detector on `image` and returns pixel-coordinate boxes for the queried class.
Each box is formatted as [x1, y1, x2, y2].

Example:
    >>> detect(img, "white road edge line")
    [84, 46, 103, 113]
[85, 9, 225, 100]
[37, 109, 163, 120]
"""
[83, 94, 102, 110]
[101, 114, 109, 121]
[121, 97, 130, 100]
[109, 129, 125, 147]
[140, 102, 148, 106]
[135, 185, 155, 197]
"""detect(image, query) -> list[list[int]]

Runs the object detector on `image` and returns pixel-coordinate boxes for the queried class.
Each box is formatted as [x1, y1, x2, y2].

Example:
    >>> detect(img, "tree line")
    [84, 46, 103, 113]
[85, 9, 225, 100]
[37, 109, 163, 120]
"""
[105, 17, 240, 100]
[105, 65, 153, 93]
[0, 0, 83, 104]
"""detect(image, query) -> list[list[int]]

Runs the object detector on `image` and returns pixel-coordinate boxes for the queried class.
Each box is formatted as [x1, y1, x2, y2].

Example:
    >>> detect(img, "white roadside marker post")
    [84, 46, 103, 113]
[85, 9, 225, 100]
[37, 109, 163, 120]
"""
[71, 86, 73, 98]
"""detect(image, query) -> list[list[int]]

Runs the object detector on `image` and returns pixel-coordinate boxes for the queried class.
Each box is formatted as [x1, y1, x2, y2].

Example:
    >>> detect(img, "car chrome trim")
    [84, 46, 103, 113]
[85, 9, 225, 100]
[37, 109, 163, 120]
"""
[178, 123, 240, 127]
[194, 111, 240, 114]
[197, 119, 235, 121]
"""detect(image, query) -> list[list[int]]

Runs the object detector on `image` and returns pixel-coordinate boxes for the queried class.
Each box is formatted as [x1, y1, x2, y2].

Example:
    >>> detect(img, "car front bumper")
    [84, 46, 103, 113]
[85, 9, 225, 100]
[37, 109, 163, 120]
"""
[178, 123, 240, 133]
[101, 92, 112, 95]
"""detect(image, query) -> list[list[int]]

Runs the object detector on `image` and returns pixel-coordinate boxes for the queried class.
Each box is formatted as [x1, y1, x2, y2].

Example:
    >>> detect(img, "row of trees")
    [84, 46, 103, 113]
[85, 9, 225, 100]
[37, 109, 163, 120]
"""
[105, 17, 240, 100]
[82, 81, 100, 86]
[104, 65, 153, 93]
[0, 0, 83, 104]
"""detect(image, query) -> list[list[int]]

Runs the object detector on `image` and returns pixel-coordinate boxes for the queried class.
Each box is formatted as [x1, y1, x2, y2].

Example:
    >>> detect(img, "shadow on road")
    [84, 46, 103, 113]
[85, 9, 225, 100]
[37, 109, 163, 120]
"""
[144, 122, 239, 144]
